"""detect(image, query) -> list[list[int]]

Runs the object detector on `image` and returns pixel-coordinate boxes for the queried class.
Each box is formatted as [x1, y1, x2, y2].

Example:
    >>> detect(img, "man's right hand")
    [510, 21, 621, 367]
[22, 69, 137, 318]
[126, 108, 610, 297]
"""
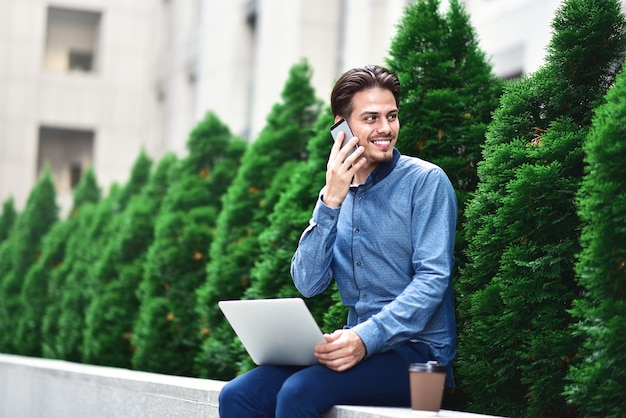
[323, 132, 365, 208]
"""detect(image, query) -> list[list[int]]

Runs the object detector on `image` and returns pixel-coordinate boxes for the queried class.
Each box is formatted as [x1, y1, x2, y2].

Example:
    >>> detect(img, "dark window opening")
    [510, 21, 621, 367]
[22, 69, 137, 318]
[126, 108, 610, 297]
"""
[68, 50, 94, 72]
[70, 163, 83, 188]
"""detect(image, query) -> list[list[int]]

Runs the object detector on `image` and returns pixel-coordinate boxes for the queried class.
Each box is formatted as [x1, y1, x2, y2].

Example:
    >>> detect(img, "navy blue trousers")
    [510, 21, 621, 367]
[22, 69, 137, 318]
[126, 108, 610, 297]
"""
[218, 342, 430, 417]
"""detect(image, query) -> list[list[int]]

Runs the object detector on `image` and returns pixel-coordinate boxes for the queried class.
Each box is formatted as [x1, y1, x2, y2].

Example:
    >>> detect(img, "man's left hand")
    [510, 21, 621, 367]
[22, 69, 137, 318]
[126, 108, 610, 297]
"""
[314, 329, 366, 372]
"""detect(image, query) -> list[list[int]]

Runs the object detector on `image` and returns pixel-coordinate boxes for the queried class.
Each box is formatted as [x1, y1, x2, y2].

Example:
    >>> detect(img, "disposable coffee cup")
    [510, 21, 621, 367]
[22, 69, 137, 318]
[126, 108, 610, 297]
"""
[409, 361, 446, 415]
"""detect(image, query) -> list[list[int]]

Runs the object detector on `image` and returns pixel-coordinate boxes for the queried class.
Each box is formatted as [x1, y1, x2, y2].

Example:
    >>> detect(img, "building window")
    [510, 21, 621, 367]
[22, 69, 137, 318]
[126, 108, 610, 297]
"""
[43, 7, 102, 73]
[37, 126, 95, 194]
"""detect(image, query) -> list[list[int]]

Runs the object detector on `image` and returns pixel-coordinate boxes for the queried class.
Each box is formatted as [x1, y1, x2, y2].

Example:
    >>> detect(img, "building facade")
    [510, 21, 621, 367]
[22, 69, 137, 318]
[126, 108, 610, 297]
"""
[1, 0, 624, 215]
[1, 0, 163, 213]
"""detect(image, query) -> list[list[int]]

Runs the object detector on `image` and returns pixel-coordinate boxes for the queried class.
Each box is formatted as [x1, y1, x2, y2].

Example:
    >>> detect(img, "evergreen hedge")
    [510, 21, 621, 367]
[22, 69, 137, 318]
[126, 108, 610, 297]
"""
[456, 0, 626, 416]
[385, 0, 502, 406]
[132, 112, 246, 377]
[565, 60, 626, 417]
[16, 168, 100, 357]
[0, 168, 58, 354]
[195, 60, 322, 380]
[82, 154, 177, 368]
[54, 152, 152, 361]
[0, 198, 17, 242]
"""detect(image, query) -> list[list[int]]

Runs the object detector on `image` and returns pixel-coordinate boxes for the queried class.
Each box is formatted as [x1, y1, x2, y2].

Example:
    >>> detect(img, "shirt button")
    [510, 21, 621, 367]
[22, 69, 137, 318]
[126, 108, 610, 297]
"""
[361, 294, 367, 299]
[356, 261, 361, 267]
[354, 228, 359, 233]
[357, 195, 363, 200]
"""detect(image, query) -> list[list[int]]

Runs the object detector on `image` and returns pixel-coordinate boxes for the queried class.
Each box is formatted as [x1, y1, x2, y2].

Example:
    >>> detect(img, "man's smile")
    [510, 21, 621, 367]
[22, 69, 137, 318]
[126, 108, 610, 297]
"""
[371, 138, 393, 149]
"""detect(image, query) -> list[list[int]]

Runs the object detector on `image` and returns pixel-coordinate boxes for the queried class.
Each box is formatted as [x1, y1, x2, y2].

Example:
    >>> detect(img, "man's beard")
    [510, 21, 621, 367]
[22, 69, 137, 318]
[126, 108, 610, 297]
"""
[367, 149, 394, 164]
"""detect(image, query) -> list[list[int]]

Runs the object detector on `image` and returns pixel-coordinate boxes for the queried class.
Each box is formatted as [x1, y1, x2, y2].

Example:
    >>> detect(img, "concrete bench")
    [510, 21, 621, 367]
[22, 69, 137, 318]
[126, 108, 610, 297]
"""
[0, 354, 505, 417]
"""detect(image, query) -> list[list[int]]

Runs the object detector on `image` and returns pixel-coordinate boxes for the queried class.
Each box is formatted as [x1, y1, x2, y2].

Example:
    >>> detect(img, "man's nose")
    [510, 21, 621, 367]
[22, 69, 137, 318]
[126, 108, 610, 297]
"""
[377, 119, 391, 134]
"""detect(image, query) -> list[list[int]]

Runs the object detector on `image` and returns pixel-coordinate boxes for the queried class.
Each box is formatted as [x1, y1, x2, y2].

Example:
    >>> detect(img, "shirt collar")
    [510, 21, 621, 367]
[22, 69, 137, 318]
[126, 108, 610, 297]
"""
[366, 148, 400, 185]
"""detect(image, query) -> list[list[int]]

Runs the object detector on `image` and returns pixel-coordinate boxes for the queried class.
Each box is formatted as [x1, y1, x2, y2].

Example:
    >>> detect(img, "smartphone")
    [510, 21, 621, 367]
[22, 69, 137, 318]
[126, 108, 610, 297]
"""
[330, 118, 358, 157]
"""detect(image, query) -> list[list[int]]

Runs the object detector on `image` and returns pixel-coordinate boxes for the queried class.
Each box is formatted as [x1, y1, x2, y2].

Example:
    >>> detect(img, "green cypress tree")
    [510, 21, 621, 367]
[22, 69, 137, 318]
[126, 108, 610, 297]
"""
[82, 153, 177, 368]
[42, 198, 104, 359]
[69, 168, 101, 213]
[564, 62, 626, 417]
[232, 110, 342, 374]
[386, 0, 502, 277]
[0, 197, 17, 243]
[54, 152, 152, 361]
[132, 113, 246, 376]
[0, 197, 18, 302]
[0, 199, 18, 347]
[244, 109, 342, 319]
[0, 168, 58, 354]
[195, 60, 322, 380]
[16, 168, 100, 357]
[457, 1, 626, 416]
[0, 198, 18, 304]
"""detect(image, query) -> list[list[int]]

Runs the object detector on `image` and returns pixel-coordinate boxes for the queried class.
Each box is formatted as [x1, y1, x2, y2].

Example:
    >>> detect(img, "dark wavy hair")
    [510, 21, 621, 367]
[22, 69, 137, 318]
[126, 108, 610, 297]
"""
[330, 65, 401, 118]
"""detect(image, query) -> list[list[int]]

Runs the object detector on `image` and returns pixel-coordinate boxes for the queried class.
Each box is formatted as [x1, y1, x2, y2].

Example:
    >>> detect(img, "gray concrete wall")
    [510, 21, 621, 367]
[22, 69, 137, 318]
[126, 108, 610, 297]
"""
[0, 354, 224, 417]
[0, 354, 505, 418]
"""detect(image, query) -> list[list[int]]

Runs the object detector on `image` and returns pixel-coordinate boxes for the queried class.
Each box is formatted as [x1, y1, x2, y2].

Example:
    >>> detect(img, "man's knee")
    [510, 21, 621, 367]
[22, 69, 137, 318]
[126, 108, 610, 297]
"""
[276, 372, 327, 417]
[218, 378, 261, 417]
[276, 376, 304, 404]
[218, 380, 240, 416]
[218, 380, 235, 404]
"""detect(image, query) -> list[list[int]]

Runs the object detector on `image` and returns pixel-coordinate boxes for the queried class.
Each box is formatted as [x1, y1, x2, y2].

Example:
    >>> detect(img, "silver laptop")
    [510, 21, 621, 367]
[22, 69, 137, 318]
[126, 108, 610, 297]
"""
[218, 298, 326, 366]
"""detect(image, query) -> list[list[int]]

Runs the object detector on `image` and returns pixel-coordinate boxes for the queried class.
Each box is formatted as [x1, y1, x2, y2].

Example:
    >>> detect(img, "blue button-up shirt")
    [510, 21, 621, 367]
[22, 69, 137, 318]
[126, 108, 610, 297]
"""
[291, 149, 457, 385]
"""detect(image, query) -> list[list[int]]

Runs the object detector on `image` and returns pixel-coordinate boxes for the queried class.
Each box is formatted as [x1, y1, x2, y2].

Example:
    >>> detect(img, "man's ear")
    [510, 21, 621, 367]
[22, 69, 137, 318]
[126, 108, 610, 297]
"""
[334, 115, 344, 123]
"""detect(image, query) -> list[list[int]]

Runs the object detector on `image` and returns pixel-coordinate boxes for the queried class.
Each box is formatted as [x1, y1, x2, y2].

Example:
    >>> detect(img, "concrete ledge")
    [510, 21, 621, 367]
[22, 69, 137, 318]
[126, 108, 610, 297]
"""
[0, 354, 505, 418]
[0, 354, 224, 417]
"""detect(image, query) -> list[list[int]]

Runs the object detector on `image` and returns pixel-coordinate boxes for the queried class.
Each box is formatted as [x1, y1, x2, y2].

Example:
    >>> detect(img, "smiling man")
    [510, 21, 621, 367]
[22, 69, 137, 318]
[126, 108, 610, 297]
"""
[218, 65, 458, 417]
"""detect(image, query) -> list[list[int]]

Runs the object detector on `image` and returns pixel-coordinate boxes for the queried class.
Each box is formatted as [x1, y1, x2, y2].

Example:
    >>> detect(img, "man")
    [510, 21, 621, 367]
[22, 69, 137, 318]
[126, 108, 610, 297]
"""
[219, 65, 457, 417]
